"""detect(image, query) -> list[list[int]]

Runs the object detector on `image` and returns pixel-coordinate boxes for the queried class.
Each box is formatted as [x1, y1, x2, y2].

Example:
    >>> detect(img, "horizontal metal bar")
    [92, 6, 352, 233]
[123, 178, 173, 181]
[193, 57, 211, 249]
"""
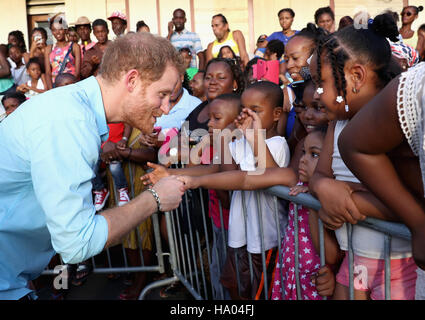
[41, 266, 161, 276]
[264, 185, 411, 240]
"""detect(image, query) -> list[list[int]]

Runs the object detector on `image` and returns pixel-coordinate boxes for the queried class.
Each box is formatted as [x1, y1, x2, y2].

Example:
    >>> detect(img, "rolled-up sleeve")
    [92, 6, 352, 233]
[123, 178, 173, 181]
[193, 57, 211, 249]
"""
[29, 118, 108, 264]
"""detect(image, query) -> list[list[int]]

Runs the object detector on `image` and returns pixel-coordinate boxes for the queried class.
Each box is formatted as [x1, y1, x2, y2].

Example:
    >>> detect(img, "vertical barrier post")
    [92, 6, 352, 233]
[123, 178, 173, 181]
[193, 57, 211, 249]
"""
[347, 224, 354, 300]
[384, 235, 392, 300]
[318, 219, 327, 300]
[293, 203, 302, 300]
[273, 197, 284, 300]
[255, 193, 268, 300]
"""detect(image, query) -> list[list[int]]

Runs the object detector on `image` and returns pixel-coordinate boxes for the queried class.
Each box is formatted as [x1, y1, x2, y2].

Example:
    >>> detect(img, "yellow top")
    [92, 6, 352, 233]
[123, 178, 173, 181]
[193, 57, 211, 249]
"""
[402, 32, 419, 49]
[212, 31, 240, 58]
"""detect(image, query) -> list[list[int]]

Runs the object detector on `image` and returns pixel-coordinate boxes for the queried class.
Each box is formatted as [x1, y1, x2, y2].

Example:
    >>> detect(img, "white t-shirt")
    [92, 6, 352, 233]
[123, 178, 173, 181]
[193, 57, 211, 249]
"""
[228, 135, 290, 253]
[332, 120, 412, 259]
[26, 78, 45, 97]
[7, 57, 30, 86]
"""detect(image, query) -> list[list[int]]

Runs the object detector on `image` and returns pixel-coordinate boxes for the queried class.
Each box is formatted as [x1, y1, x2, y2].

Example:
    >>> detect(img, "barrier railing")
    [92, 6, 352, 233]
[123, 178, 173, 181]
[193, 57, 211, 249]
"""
[150, 184, 412, 301]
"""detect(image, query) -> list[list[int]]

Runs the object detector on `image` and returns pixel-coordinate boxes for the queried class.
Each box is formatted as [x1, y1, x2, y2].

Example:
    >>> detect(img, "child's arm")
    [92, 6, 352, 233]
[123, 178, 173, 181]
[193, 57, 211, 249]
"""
[311, 265, 336, 297]
[16, 83, 29, 94]
[276, 109, 288, 137]
[80, 51, 94, 79]
[116, 124, 133, 149]
[141, 161, 221, 185]
[41, 74, 48, 92]
[72, 42, 81, 80]
[309, 122, 366, 230]
[0, 52, 10, 78]
[117, 145, 157, 164]
[236, 108, 281, 169]
[44, 45, 53, 89]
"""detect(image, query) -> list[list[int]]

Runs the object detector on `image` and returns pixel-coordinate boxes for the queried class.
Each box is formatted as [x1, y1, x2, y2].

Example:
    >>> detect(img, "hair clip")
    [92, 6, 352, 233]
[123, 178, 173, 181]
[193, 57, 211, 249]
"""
[336, 96, 343, 103]
[316, 87, 324, 95]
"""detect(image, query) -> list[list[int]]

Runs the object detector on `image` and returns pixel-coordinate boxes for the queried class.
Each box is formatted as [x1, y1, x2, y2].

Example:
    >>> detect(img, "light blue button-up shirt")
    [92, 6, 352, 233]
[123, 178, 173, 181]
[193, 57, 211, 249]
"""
[0, 76, 110, 299]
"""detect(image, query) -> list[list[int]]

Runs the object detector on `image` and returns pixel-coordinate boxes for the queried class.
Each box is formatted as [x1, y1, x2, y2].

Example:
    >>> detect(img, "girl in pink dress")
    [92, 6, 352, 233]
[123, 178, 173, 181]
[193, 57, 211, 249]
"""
[271, 128, 339, 300]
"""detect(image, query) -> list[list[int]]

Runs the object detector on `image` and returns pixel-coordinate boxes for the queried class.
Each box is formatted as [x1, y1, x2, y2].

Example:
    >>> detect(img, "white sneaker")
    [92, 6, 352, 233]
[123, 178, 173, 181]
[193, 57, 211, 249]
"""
[118, 187, 130, 206]
[94, 188, 110, 211]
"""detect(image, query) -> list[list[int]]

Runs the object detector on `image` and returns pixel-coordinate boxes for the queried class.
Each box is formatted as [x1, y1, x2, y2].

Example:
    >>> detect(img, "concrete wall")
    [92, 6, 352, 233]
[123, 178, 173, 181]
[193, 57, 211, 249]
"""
[0, 0, 28, 48]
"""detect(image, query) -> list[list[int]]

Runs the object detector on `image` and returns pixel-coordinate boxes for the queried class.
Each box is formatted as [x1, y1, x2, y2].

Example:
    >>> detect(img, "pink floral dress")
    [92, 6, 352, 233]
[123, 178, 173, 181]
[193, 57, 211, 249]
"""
[49, 42, 76, 83]
[271, 182, 322, 300]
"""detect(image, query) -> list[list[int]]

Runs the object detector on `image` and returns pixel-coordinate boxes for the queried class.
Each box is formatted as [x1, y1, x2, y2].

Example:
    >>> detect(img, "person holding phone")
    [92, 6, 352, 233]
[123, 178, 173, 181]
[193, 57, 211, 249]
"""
[29, 27, 48, 74]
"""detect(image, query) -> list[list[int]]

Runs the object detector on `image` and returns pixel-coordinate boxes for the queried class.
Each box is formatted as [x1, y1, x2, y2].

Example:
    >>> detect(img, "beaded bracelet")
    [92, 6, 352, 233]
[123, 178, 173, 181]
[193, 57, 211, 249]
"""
[147, 188, 161, 212]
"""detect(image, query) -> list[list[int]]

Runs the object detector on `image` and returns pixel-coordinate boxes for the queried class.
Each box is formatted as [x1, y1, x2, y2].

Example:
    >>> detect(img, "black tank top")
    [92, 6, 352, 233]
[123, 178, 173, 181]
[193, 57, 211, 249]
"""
[184, 100, 209, 132]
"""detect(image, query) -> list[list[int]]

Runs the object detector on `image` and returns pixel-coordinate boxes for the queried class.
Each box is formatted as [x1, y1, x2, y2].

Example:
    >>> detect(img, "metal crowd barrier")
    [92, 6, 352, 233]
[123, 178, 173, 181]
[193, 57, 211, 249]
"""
[150, 184, 412, 301]
[41, 161, 170, 294]
[41, 160, 413, 301]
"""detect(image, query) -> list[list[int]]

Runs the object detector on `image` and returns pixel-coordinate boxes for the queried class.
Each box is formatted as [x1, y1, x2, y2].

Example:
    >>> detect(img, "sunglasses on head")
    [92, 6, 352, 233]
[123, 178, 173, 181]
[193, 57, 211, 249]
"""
[401, 11, 413, 16]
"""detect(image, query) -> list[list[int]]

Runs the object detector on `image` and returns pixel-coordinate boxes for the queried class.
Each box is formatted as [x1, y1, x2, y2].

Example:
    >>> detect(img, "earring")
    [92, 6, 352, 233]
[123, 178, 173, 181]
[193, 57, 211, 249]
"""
[336, 96, 344, 104]
[345, 104, 349, 112]
[352, 87, 357, 93]
[316, 87, 324, 95]
[233, 87, 237, 92]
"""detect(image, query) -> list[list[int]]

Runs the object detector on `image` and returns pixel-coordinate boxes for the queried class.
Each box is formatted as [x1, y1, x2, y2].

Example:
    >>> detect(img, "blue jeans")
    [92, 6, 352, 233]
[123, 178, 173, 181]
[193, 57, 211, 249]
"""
[92, 159, 128, 191]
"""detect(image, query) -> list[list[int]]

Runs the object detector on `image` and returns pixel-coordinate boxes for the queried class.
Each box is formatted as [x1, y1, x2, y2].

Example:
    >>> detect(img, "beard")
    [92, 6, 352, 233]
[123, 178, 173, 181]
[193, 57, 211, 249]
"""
[122, 93, 158, 135]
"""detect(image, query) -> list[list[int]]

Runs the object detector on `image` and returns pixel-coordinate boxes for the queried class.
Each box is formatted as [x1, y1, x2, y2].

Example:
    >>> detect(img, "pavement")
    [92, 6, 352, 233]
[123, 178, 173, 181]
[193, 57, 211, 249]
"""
[35, 272, 193, 300]
[34, 244, 195, 301]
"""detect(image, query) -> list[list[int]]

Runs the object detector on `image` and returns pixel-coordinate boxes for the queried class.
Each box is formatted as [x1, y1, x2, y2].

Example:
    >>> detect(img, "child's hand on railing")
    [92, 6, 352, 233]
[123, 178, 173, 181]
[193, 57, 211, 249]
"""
[288, 185, 309, 196]
[140, 162, 169, 185]
[311, 265, 335, 297]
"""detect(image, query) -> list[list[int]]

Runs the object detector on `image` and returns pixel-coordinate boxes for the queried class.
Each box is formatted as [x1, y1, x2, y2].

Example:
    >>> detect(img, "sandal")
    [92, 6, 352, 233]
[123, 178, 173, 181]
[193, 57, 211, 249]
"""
[71, 263, 92, 287]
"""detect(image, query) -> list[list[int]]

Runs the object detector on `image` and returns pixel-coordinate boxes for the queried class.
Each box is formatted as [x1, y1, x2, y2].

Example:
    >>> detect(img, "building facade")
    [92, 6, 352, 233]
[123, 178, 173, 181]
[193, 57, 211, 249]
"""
[0, 0, 423, 57]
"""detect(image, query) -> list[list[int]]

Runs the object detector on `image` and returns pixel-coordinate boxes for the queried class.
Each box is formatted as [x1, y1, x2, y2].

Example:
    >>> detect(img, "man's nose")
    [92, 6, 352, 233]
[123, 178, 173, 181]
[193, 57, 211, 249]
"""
[160, 99, 171, 115]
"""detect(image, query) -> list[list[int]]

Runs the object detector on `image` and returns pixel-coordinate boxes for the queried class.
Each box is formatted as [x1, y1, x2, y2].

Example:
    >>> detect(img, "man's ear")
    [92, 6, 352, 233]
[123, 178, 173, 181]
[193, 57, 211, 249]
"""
[273, 106, 283, 121]
[124, 69, 140, 92]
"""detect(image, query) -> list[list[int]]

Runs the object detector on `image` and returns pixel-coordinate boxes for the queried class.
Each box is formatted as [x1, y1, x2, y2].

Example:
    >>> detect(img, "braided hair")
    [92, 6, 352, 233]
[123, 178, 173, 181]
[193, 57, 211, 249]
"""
[316, 13, 402, 106]
[8, 30, 27, 52]
[204, 57, 246, 94]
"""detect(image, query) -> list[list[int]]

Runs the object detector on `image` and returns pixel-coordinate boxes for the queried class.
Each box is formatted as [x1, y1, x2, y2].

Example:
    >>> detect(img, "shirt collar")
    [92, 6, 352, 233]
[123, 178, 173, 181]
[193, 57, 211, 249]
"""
[76, 76, 109, 142]
[173, 28, 188, 36]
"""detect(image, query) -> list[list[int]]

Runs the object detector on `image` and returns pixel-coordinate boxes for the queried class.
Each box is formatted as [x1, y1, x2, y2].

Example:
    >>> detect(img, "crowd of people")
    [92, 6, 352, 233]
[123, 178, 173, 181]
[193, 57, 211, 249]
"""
[1, 4, 425, 301]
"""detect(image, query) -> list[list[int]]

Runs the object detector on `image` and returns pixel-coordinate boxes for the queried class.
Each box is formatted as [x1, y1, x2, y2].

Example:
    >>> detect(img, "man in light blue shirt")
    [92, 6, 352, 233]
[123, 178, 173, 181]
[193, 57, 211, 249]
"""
[0, 32, 186, 300]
